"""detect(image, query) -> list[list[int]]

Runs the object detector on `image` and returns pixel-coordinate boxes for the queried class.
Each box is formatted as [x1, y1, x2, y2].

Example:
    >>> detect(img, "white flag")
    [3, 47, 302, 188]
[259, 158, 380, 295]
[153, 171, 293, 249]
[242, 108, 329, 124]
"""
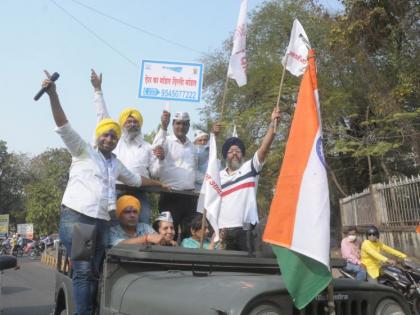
[282, 19, 311, 77]
[196, 133, 222, 241]
[227, 0, 247, 87]
[232, 124, 238, 137]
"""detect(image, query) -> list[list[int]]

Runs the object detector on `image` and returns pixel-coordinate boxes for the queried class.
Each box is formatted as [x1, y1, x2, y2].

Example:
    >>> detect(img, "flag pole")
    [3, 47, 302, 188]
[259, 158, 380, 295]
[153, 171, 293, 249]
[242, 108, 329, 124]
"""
[327, 282, 336, 315]
[273, 55, 288, 132]
[219, 73, 230, 119]
[200, 71, 228, 249]
[199, 209, 207, 248]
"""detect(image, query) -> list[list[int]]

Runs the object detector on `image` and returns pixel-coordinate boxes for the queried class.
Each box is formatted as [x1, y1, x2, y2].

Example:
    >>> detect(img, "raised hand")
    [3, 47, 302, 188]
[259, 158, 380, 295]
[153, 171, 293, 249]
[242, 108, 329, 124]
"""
[161, 110, 171, 131]
[271, 106, 281, 124]
[91, 69, 102, 92]
[42, 70, 57, 97]
[153, 145, 165, 160]
[211, 122, 222, 136]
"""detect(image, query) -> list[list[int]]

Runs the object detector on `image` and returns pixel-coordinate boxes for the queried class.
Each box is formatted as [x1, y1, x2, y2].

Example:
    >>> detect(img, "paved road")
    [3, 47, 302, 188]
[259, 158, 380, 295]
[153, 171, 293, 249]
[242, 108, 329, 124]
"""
[1, 256, 55, 315]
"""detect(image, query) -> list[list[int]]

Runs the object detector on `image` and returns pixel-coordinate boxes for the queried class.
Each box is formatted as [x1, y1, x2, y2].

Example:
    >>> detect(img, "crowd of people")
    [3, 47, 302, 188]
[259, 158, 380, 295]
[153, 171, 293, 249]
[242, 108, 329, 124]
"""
[40, 69, 280, 315]
[42, 69, 417, 315]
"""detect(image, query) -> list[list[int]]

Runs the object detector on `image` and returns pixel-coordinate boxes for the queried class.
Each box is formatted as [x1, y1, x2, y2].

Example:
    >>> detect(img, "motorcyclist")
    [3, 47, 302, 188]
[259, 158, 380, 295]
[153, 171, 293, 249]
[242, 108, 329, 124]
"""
[361, 225, 408, 281]
[10, 234, 18, 255]
[340, 226, 367, 281]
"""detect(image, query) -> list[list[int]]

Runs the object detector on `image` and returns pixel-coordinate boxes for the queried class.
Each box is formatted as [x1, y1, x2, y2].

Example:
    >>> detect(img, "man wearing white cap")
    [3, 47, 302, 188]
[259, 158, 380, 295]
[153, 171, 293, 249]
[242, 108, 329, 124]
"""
[152, 110, 198, 240]
[152, 211, 177, 246]
[193, 129, 209, 191]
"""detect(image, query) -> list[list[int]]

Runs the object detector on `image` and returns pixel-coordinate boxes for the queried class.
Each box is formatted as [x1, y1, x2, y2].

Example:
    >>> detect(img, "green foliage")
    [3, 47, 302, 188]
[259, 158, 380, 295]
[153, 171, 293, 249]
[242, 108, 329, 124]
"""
[201, 0, 419, 223]
[323, 0, 419, 189]
[0, 140, 31, 224]
[25, 148, 71, 235]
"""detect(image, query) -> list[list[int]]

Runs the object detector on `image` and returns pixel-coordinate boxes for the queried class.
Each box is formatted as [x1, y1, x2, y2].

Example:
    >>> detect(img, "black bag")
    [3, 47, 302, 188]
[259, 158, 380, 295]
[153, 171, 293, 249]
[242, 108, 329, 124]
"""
[71, 223, 96, 261]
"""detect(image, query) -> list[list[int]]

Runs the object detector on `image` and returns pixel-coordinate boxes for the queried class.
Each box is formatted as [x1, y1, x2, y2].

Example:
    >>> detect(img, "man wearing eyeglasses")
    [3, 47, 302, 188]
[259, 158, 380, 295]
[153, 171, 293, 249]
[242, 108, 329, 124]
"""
[109, 195, 170, 246]
[218, 107, 281, 251]
[361, 225, 407, 281]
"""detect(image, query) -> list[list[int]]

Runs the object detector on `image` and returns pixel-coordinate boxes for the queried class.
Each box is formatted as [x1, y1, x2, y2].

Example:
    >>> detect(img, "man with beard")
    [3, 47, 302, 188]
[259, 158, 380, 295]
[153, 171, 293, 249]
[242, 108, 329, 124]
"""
[91, 69, 159, 224]
[218, 107, 280, 251]
[40, 70, 168, 315]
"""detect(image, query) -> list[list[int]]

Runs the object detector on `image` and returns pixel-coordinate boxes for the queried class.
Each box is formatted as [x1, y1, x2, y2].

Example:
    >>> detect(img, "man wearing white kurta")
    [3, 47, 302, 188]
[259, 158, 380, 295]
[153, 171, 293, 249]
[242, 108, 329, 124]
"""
[91, 70, 160, 223]
[153, 110, 198, 240]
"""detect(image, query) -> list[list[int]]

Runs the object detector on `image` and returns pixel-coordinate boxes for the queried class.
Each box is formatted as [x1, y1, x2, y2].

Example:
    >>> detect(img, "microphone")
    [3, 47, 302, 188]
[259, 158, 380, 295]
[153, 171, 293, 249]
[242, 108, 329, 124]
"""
[34, 72, 60, 101]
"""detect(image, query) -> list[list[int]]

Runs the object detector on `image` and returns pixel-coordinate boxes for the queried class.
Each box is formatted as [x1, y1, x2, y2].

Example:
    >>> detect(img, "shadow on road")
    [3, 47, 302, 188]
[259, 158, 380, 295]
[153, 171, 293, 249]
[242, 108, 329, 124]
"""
[3, 304, 54, 315]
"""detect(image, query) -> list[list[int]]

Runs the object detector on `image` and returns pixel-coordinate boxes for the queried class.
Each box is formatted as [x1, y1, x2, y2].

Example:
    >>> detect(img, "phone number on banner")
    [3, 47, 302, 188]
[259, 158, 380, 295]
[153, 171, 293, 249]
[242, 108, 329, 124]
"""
[160, 89, 197, 99]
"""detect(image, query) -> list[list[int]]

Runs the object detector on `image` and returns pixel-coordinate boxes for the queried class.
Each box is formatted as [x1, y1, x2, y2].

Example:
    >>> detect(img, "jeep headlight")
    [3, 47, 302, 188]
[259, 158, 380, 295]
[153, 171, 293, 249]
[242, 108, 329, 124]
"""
[375, 299, 406, 315]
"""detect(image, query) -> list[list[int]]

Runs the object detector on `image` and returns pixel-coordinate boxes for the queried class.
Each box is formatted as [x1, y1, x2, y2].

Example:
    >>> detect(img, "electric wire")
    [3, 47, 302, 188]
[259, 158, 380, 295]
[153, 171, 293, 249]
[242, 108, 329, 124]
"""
[49, 0, 138, 68]
[69, 0, 204, 55]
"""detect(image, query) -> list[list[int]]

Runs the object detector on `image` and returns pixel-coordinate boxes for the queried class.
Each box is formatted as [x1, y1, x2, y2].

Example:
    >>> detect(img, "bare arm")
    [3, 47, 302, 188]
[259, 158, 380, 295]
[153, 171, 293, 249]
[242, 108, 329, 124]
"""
[43, 70, 68, 127]
[119, 234, 168, 245]
[141, 176, 171, 190]
[257, 107, 281, 163]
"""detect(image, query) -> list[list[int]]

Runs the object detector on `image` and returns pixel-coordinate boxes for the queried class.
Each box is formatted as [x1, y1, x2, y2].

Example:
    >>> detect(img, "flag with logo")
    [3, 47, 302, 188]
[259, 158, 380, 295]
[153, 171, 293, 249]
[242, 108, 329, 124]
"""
[196, 133, 222, 241]
[282, 19, 311, 77]
[227, 0, 248, 87]
[263, 50, 332, 309]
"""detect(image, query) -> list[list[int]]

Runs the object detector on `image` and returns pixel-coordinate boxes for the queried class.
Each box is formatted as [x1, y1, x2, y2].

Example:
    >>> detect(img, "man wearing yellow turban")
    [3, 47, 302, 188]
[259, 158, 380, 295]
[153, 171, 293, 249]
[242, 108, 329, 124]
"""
[91, 69, 161, 224]
[109, 195, 171, 246]
[41, 70, 169, 315]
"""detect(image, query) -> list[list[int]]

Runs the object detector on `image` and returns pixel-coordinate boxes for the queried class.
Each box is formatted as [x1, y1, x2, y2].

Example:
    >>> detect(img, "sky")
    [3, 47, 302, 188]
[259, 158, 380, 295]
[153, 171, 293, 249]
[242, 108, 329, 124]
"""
[0, 0, 341, 155]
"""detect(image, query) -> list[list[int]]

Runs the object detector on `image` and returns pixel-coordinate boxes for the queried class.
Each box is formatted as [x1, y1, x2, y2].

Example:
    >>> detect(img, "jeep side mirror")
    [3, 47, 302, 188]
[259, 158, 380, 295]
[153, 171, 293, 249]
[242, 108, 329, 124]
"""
[0, 256, 17, 271]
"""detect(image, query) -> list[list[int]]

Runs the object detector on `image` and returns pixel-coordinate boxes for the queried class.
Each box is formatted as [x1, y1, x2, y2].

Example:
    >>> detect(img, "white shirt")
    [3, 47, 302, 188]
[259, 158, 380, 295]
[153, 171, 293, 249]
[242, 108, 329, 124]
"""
[152, 128, 197, 190]
[94, 91, 159, 181]
[218, 152, 263, 229]
[56, 123, 142, 221]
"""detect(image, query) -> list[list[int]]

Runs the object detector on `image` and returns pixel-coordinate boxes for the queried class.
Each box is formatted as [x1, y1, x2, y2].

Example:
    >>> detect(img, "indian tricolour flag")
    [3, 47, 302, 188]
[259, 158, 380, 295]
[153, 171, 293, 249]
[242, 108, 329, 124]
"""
[263, 50, 332, 310]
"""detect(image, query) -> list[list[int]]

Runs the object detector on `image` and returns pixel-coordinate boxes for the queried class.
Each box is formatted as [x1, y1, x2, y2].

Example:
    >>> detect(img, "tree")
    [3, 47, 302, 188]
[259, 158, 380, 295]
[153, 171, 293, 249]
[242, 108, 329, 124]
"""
[323, 0, 420, 192]
[0, 140, 31, 225]
[201, 0, 332, 215]
[25, 148, 71, 235]
[199, 0, 419, 241]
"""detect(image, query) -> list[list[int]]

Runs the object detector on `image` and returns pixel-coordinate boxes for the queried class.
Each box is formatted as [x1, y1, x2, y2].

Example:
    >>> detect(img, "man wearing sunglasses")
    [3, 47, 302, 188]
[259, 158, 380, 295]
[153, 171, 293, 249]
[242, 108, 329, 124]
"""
[361, 225, 407, 281]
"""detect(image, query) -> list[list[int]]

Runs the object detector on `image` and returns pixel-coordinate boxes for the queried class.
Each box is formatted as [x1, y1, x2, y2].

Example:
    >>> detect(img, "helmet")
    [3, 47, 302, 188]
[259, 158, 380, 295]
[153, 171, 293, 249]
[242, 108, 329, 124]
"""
[366, 225, 379, 237]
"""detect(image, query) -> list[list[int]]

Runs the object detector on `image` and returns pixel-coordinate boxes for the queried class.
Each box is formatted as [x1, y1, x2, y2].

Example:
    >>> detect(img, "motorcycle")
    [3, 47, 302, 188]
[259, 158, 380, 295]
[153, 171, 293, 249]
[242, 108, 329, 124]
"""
[378, 260, 420, 315]
[0, 241, 11, 255]
[11, 245, 23, 257]
[28, 241, 45, 259]
[338, 260, 420, 314]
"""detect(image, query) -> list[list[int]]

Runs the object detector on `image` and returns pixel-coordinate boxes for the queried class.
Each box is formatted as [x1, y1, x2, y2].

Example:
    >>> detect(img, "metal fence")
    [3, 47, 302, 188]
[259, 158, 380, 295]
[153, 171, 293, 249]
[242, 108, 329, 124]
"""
[339, 175, 420, 257]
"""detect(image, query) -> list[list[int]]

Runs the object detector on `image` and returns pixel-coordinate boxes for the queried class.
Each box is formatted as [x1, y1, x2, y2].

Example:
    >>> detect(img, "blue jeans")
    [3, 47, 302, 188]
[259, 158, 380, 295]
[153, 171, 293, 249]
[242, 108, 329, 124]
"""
[344, 262, 367, 281]
[59, 206, 109, 315]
